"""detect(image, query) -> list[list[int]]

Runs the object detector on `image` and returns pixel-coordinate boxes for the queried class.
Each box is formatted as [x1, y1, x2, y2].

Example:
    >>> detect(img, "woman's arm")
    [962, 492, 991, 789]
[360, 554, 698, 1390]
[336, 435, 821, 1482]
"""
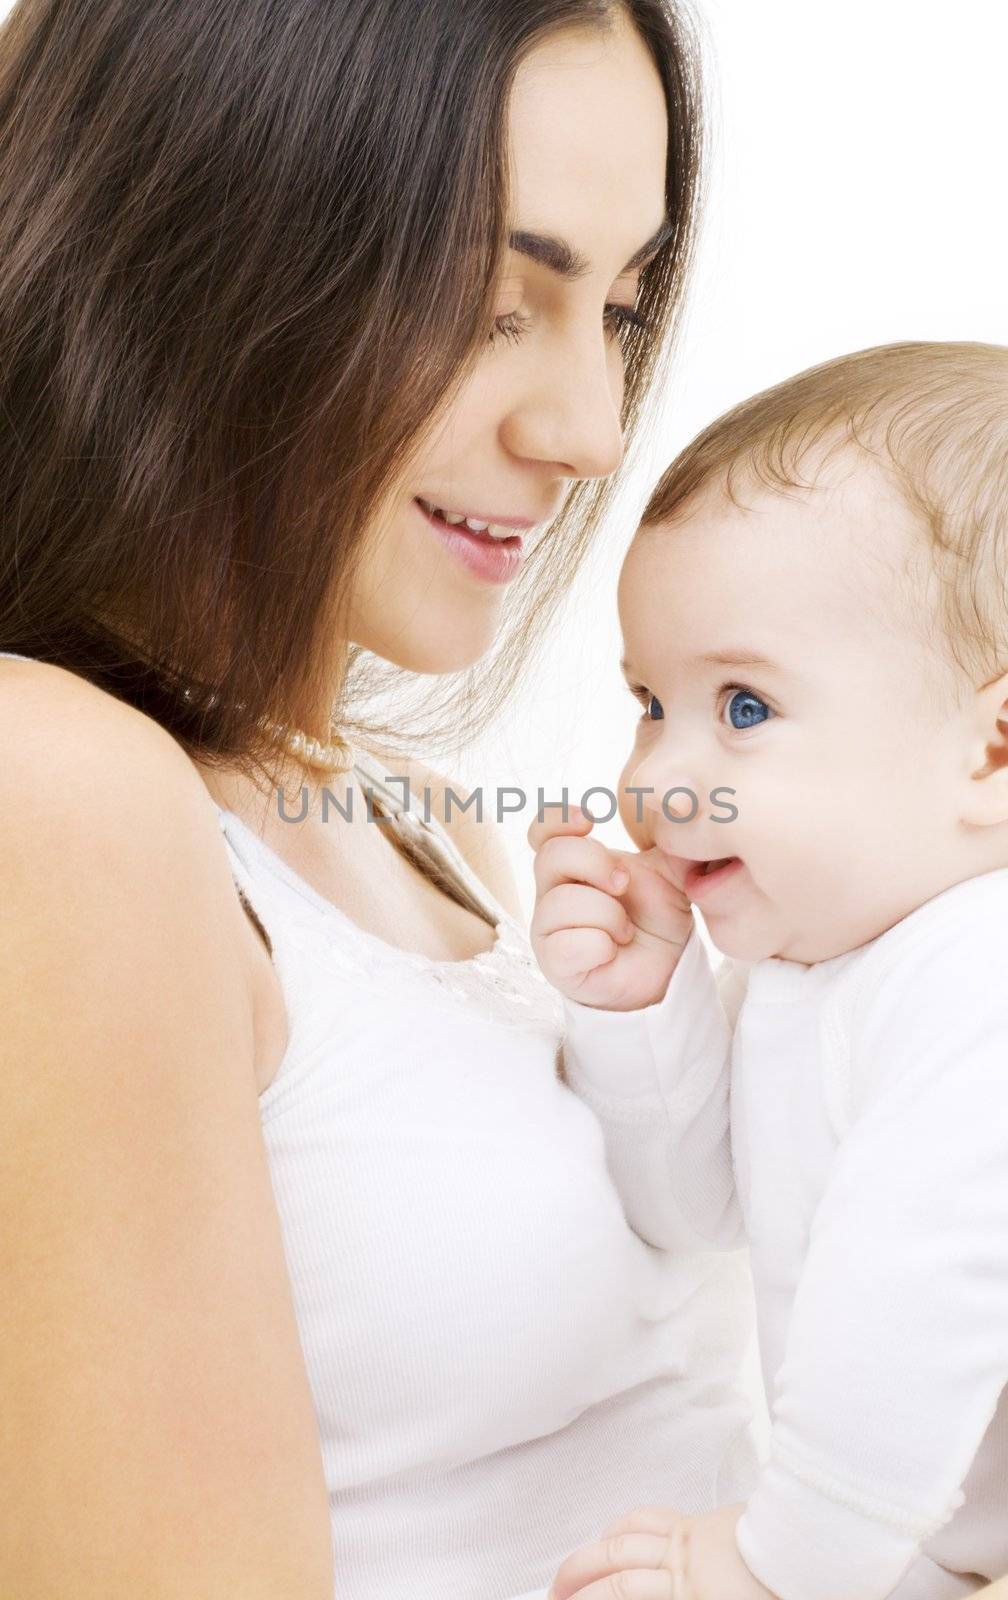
[0, 672, 334, 1599]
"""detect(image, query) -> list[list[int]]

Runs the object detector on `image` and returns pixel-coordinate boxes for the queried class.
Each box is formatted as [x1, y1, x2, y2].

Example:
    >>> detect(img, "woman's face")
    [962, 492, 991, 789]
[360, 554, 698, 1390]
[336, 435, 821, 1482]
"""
[346, 10, 670, 673]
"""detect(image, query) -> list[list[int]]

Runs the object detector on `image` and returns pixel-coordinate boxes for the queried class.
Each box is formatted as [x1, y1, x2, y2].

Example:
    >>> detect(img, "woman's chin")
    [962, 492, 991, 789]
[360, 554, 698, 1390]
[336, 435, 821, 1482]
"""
[353, 612, 503, 676]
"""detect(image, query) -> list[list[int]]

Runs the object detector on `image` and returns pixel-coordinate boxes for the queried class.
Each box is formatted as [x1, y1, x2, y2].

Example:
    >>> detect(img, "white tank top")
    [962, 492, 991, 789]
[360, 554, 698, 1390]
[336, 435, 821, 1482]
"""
[1, 650, 759, 1599]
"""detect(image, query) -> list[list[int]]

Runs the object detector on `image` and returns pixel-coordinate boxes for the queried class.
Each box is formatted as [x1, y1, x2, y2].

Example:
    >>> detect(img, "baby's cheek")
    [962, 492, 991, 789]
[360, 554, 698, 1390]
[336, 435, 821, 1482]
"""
[617, 780, 651, 849]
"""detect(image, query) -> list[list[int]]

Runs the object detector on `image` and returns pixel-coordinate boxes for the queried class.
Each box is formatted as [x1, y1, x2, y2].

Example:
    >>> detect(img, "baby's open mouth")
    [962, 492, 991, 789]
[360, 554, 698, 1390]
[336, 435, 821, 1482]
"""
[679, 855, 745, 900]
[697, 856, 738, 876]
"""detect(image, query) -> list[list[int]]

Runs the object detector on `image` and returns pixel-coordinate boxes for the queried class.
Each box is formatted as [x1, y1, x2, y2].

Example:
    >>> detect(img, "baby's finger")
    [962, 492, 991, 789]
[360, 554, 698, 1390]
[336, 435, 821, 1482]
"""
[600, 1509, 687, 1540]
[549, 1531, 681, 1599]
[527, 802, 595, 854]
[548, 1575, 674, 1600]
[537, 925, 621, 985]
[532, 882, 634, 947]
[533, 831, 629, 900]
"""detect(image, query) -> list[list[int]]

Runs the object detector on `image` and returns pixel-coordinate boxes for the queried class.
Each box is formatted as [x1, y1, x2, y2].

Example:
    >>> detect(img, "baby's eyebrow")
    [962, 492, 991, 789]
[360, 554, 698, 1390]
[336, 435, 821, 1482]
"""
[698, 648, 781, 670]
[620, 649, 782, 677]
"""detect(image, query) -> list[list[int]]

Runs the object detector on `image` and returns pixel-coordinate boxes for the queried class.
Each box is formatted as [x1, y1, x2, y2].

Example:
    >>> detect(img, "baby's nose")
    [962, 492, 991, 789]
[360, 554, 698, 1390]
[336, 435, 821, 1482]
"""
[638, 778, 703, 825]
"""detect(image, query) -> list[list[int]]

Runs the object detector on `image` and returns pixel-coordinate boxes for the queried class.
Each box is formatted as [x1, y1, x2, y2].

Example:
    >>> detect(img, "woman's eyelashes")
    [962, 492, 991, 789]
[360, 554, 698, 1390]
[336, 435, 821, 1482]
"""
[489, 301, 649, 347]
[626, 681, 775, 731]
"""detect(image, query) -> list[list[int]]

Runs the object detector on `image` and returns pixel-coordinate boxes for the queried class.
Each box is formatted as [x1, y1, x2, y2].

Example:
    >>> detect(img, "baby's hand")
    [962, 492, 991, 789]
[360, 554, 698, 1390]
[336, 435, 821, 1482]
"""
[527, 803, 694, 1011]
[548, 1504, 776, 1600]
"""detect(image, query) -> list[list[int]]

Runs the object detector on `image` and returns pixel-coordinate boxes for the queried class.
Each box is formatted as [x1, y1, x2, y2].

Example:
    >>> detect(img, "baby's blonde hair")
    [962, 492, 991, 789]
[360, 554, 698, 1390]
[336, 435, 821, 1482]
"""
[641, 340, 1008, 683]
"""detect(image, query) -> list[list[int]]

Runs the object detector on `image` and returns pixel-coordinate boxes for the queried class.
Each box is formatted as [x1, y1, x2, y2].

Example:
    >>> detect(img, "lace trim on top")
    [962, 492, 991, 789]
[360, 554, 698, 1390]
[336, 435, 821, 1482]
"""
[218, 749, 564, 1039]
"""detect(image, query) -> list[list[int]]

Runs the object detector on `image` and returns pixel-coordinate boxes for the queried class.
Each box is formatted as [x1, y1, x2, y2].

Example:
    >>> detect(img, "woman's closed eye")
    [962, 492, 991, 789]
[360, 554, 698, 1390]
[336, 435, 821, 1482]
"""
[626, 681, 776, 731]
[490, 301, 649, 347]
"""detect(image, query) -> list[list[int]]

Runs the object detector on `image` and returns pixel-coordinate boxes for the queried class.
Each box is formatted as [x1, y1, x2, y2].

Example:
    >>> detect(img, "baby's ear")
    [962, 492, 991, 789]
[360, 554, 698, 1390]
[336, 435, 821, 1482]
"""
[963, 669, 1008, 825]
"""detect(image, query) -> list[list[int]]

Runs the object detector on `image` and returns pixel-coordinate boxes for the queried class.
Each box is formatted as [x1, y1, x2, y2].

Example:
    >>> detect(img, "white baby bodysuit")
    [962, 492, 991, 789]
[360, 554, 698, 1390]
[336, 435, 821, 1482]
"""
[561, 868, 1008, 1600]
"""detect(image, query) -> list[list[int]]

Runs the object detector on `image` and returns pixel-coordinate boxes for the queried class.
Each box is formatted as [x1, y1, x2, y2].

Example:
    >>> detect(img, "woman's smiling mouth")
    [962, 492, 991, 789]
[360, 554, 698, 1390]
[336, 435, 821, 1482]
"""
[413, 497, 526, 585]
[414, 497, 533, 540]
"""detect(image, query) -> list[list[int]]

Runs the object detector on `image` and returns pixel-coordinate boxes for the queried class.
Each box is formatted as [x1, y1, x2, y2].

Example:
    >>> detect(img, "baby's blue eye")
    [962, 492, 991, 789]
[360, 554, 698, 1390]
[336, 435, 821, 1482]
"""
[645, 693, 664, 721]
[724, 689, 771, 730]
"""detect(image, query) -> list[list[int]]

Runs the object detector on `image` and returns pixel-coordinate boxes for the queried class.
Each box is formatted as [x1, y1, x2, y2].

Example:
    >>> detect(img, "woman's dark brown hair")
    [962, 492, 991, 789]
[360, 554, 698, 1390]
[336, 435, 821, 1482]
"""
[0, 0, 705, 789]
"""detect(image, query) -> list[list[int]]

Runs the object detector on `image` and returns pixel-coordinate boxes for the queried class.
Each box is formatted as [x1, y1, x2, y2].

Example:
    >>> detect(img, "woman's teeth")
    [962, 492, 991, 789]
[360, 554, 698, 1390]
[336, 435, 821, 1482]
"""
[420, 500, 513, 541]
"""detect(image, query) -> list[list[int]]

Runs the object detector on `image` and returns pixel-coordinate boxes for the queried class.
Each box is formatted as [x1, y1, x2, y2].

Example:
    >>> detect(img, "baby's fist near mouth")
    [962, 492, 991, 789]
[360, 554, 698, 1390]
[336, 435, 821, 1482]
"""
[527, 804, 695, 1012]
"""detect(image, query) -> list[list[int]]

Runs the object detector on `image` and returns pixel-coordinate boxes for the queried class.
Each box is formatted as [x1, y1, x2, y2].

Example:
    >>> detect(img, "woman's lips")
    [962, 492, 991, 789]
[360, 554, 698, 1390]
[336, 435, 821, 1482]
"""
[415, 497, 535, 533]
[413, 497, 524, 585]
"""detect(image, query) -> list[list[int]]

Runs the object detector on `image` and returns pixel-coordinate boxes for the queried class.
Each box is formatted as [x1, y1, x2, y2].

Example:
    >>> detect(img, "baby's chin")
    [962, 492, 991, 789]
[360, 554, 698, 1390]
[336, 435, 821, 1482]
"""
[699, 904, 822, 966]
[696, 872, 867, 965]
[706, 918, 860, 968]
[702, 922, 786, 965]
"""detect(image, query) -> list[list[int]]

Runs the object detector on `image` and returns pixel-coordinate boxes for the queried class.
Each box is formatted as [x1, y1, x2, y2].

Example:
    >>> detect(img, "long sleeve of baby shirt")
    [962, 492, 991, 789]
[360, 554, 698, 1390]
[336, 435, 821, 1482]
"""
[729, 871, 1008, 1600]
[560, 919, 749, 1252]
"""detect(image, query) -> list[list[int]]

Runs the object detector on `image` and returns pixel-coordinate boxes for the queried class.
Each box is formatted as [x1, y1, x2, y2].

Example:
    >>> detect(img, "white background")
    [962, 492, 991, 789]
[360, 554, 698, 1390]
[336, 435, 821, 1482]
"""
[452, 0, 1008, 920]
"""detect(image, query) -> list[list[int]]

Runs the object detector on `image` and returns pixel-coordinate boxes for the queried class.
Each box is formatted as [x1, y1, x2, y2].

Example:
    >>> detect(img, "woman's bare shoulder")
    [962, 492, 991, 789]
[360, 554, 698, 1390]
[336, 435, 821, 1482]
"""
[0, 658, 333, 1597]
[0, 654, 250, 944]
[0, 653, 210, 819]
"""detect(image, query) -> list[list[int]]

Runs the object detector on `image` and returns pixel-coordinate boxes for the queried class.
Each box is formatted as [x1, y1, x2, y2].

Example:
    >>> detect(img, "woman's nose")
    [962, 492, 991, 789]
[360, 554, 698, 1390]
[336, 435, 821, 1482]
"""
[500, 330, 625, 481]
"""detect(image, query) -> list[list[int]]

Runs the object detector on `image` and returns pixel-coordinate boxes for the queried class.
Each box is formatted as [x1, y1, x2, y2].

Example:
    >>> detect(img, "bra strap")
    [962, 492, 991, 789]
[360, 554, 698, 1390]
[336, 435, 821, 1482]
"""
[352, 748, 503, 930]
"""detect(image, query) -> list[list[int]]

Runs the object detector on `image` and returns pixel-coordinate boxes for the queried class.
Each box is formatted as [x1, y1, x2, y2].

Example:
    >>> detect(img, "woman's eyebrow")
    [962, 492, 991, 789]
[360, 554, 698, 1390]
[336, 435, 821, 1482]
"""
[508, 215, 674, 282]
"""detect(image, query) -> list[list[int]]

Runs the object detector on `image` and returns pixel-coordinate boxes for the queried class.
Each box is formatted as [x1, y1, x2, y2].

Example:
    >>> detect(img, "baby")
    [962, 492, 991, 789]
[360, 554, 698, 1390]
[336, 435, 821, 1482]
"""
[529, 341, 1008, 1600]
